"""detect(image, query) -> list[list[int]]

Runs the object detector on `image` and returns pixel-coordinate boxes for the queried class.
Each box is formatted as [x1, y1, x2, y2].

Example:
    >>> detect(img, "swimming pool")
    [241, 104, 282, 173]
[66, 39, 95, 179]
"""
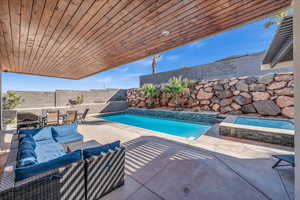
[235, 117, 294, 130]
[100, 114, 212, 139]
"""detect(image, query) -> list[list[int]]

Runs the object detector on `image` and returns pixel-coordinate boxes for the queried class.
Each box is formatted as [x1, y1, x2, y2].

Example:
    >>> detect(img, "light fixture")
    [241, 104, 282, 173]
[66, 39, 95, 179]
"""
[161, 31, 170, 36]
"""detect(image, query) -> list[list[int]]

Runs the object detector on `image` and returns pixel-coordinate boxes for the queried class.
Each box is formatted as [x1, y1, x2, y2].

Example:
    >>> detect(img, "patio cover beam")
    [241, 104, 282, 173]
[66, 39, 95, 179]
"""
[0, 0, 292, 79]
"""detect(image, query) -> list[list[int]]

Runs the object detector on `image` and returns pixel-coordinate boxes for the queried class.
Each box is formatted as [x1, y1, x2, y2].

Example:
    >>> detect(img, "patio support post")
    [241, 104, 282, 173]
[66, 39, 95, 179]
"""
[294, 0, 300, 199]
[0, 71, 2, 131]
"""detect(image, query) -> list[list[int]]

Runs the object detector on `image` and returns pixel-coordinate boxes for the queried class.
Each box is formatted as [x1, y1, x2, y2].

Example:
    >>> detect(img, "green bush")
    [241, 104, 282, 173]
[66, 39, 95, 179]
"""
[142, 84, 160, 108]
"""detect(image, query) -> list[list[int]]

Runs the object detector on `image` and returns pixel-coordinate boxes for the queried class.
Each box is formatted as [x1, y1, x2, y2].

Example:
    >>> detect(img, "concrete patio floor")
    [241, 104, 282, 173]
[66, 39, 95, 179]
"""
[78, 116, 295, 200]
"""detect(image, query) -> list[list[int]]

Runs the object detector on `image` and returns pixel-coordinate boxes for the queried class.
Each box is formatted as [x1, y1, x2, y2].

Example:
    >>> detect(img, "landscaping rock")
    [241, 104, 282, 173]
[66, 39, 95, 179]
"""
[215, 90, 233, 98]
[212, 104, 220, 112]
[235, 81, 248, 91]
[244, 76, 257, 84]
[213, 85, 224, 91]
[233, 91, 240, 96]
[211, 96, 221, 104]
[200, 100, 211, 105]
[231, 103, 241, 110]
[274, 74, 293, 82]
[253, 100, 281, 116]
[267, 81, 287, 90]
[220, 106, 233, 114]
[232, 96, 251, 105]
[276, 96, 294, 108]
[240, 92, 252, 99]
[274, 88, 293, 96]
[287, 80, 294, 87]
[281, 106, 294, 119]
[249, 83, 266, 92]
[257, 73, 274, 84]
[137, 101, 146, 108]
[229, 79, 238, 86]
[220, 98, 232, 106]
[252, 92, 270, 101]
[197, 89, 214, 100]
[204, 87, 213, 92]
[241, 104, 256, 113]
[227, 110, 243, 115]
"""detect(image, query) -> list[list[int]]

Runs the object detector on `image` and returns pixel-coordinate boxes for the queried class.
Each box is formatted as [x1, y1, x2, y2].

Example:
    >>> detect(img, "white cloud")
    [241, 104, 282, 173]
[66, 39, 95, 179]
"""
[189, 41, 205, 48]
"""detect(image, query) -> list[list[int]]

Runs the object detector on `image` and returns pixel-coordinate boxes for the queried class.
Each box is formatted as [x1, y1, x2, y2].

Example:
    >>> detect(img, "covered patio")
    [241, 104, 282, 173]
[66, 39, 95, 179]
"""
[0, 0, 299, 199]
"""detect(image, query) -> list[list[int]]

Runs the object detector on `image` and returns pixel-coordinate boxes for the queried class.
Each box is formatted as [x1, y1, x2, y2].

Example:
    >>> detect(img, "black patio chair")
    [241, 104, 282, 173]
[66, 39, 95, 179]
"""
[78, 108, 89, 125]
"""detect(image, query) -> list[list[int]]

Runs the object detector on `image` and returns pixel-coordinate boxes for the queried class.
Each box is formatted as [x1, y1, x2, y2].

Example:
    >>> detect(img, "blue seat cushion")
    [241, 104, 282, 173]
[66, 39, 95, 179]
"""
[19, 134, 36, 149]
[54, 133, 83, 144]
[20, 127, 54, 142]
[15, 150, 82, 182]
[83, 141, 120, 159]
[51, 123, 78, 138]
[35, 140, 66, 163]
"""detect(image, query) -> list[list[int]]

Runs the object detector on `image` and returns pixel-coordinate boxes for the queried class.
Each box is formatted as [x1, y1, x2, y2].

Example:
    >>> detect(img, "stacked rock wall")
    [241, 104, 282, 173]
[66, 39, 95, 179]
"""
[127, 72, 294, 119]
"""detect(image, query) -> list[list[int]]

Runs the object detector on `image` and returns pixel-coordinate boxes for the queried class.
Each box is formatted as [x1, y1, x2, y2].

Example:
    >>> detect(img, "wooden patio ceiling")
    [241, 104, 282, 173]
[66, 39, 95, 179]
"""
[0, 0, 291, 79]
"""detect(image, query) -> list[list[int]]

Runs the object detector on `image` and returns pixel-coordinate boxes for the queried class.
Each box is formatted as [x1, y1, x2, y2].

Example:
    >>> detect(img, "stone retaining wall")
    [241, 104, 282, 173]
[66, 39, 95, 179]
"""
[127, 72, 294, 119]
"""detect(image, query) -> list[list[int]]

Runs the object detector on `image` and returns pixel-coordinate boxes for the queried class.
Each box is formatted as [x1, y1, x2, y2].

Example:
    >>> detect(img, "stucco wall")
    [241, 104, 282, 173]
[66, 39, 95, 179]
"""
[8, 89, 127, 108]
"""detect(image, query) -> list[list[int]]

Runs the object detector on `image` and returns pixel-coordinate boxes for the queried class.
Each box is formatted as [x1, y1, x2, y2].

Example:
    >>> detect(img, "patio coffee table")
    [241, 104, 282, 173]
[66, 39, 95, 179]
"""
[67, 140, 101, 152]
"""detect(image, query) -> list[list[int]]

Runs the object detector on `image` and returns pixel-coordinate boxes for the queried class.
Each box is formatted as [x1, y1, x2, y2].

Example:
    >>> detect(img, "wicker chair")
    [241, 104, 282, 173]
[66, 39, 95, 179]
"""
[64, 111, 77, 124]
[45, 110, 60, 126]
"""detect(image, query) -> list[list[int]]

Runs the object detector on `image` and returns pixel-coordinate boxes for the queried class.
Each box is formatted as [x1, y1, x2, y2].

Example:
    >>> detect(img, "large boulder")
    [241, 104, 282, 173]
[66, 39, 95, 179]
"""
[274, 74, 293, 82]
[249, 83, 266, 92]
[213, 85, 224, 91]
[231, 103, 241, 110]
[232, 96, 251, 105]
[281, 106, 294, 119]
[276, 96, 294, 108]
[197, 89, 214, 100]
[215, 90, 233, 98]
[267, 81, 287, 90]
[274, 88, 294, 96]
[220, 106, 233, 114]
[220, 98, 232, 106]
[241, 104, 257, 113]
[257, 73, 274, 84]
[252, 92, 270, 101]
[212, 104, 220, 112]
[253, 100, 281, 116]
[235, 81, 249, 91]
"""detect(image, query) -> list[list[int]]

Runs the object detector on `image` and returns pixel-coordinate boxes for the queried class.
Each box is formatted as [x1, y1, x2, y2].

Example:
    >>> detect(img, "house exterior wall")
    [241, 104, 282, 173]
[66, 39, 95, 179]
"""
[140, 52, 293, 86]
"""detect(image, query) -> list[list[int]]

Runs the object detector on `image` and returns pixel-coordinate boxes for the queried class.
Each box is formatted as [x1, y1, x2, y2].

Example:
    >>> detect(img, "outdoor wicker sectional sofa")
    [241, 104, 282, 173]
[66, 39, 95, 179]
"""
[0, 123, 125, 200]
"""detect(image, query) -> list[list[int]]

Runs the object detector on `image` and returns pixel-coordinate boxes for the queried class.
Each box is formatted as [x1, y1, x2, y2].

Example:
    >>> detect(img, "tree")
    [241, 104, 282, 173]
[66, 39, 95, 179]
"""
[142, 84, 160, 108]
[163, 77, 192, 110]
[3, 91, 24, 109]
[151, 54, 160, 74]
[264, 10, 289, 29]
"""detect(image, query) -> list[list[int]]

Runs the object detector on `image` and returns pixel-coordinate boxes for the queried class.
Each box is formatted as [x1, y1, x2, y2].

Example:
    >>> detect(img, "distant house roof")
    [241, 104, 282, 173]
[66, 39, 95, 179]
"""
[262, 15, 293, 67]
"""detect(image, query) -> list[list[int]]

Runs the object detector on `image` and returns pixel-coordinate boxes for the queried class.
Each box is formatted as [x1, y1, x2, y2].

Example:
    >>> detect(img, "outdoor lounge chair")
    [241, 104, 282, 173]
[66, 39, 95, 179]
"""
[45, 110, 60, 126]
[272, 154, 295, 168]
[64, 110, 77, 124]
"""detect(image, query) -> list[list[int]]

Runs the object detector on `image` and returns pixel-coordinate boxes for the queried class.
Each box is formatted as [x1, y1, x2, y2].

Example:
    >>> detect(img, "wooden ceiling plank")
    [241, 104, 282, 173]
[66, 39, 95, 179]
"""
[41, 0, 116, 73]
[25, 0, 60, 73]
[0, 21, 10, 70]
[47, 0, 208, 71]
[37, 0, 97, 72]
[58, 0, 255, 69]
[0, 0, 16, 70]
[9, 0, 22, 71]
[46, 0, 134, 73]
[71, 0, 288, 71]
[34, 0, 84, 73]
[22, 0, 46, 73]
[29, 0, 72, 73]
[42, 0, 149, 72]
[19, 0, 34, 73]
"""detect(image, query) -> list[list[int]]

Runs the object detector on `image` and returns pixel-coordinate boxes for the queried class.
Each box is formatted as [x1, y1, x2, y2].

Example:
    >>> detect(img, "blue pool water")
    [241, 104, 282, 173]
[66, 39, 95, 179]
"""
[100, 114, 212, 139]
[235, 117, 294, 130]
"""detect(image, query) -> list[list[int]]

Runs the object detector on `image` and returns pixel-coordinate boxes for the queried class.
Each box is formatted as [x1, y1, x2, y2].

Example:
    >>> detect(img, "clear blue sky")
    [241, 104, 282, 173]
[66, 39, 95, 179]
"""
[3, 17, 277, 92]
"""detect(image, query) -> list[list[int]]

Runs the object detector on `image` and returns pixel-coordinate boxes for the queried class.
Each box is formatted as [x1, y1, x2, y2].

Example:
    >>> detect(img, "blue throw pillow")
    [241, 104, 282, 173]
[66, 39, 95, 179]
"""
[18, 157, 38, 167]
[31, 127, 53, 142]
[51, 123, 78, 138]
[20, 134, 36, 149]
[15, 150, 82, 182]
[18, 147, 37, 168]
[83, 141, 121, 159]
